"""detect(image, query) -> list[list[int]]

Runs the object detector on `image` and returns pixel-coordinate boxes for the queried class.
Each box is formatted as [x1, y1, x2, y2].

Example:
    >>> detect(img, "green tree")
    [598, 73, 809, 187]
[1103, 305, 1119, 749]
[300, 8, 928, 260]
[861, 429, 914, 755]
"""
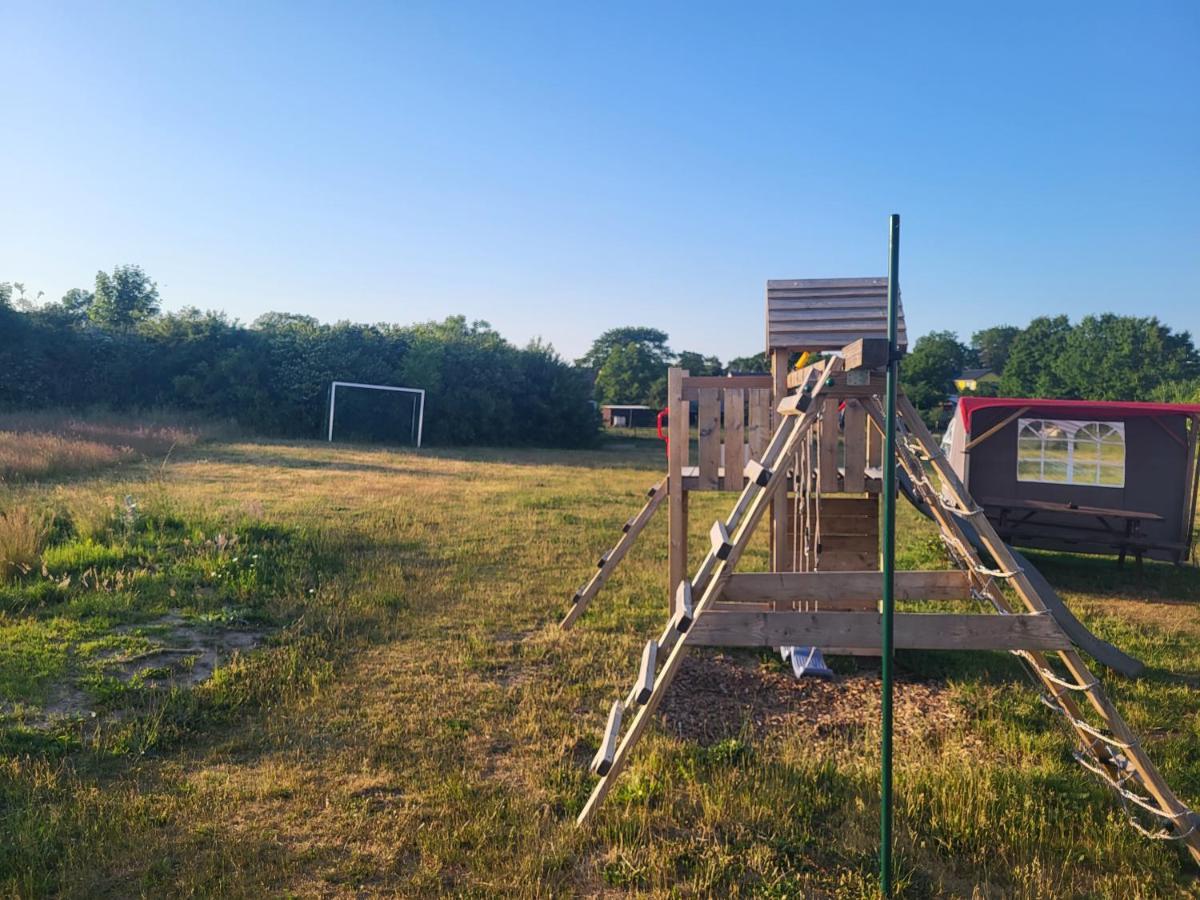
[970, 325, 1019, 372]
[676, 350, 723, 375]
[999, 315, 1072, 397]
[577, 326, 670, 371]
[89, 265, 160, 330]
[1052, 314, 1200, 401]
[901, 330, 969, 416]
[726, 352, 769, 373]
[594, 341, 664, 406]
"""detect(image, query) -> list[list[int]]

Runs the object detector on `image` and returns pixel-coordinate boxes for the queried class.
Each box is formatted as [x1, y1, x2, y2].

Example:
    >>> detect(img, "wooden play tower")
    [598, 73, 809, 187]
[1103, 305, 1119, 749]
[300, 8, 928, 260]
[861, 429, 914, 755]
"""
[559, 275, 1200, 863]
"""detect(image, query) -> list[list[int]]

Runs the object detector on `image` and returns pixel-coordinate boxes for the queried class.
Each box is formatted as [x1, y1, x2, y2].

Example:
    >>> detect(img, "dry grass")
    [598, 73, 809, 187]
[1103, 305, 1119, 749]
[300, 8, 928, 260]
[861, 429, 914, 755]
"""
[0, 428, 1197, 896]
[0, 410, 214, 481]
[0, 505, 51, 582]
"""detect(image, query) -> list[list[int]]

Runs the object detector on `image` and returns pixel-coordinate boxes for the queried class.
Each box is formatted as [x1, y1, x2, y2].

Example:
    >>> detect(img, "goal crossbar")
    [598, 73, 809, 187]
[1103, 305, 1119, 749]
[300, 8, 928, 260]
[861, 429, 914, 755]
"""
[327, 381, 425, 447]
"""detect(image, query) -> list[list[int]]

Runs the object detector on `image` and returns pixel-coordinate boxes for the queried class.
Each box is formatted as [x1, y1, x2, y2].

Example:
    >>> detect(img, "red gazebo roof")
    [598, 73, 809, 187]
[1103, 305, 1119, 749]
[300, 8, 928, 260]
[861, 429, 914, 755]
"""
[956, 397, 1200, 434]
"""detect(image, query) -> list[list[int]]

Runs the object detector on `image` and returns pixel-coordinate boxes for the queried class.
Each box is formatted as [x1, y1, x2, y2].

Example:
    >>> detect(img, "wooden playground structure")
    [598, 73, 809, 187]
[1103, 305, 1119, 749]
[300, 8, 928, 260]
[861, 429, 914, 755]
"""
[560, 276, 1200, 863]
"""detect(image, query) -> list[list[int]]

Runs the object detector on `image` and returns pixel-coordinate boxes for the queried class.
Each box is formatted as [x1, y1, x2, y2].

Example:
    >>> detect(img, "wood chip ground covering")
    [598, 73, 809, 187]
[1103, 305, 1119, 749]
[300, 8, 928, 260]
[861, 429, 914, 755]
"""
[659, 650, 962, 745]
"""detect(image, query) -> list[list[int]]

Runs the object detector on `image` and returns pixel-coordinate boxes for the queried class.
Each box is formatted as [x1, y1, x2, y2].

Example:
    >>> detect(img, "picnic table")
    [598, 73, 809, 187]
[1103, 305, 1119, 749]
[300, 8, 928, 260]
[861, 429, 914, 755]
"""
[979, 496, 1166, 566]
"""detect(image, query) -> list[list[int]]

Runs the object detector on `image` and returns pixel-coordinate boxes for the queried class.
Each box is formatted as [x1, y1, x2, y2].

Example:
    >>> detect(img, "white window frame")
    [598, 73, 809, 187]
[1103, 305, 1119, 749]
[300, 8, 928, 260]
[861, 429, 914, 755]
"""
[327, 381, 425, 447]
[1016, 418, 1125, 488]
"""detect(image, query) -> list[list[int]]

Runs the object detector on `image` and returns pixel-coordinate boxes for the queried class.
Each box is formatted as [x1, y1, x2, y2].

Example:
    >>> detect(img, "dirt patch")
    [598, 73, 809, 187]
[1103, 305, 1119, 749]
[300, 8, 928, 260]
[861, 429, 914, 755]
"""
[659, 651, 961, 745]
[107, 612, 267, 689]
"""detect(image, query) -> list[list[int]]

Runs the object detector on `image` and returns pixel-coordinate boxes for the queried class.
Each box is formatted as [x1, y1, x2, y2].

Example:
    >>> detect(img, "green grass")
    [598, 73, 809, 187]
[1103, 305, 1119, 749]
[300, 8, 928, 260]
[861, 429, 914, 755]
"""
[0, 425, 1197, 896]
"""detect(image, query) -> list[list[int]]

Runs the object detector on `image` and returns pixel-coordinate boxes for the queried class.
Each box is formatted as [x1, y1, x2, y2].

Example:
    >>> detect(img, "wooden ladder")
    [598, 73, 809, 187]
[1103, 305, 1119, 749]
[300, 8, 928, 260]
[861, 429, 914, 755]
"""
[577, 361, 835, 824]
[864, 394, 1200, 863]
[561, 477, 667, 629]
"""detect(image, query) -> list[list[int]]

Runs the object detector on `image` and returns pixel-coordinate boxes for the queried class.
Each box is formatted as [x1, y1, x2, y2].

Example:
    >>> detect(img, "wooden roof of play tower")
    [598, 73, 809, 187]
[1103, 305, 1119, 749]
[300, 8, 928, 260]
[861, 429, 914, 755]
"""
[766, 277, 908, 353]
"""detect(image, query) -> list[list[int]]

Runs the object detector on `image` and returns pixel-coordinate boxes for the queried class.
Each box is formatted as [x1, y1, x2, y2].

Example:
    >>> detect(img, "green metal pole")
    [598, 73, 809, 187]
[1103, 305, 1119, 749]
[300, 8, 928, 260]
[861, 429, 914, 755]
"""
[880, 213, 900, 898]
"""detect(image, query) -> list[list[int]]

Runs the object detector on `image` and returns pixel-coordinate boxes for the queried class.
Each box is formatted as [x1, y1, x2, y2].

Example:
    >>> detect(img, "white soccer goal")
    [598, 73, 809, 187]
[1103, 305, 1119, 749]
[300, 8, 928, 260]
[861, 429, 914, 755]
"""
[326, 381, 425, 447]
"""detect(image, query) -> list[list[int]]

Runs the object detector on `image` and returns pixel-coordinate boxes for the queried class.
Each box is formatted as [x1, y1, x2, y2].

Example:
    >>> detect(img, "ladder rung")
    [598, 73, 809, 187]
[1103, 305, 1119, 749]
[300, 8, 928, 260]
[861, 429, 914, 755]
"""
[709, 520, 732, 560]
[590, 700, 623, 776]
[597, 553, 610, 568]
[570, 590, 583, 605]
[676, 580, 694, 631]
[777, 393, 810, 416]
[628, 640, 657, 706]
[744, 459, 772, 487]
[621, 517, 634, 533]
[646, 484, 658, 497]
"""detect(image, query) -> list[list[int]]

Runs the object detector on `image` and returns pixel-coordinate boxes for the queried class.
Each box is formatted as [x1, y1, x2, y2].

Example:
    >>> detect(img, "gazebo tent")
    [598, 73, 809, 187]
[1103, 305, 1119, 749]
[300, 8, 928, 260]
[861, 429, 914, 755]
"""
[942, 397, 1200, 563]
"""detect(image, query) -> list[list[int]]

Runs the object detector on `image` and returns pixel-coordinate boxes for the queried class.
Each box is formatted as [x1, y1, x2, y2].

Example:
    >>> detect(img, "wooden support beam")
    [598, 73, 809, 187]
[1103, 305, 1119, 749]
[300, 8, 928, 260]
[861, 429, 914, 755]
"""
[709, 520, 732, 560]
[589, 701, 623, 776]
[561, 477, 668, 629]
[627, 640, 657, 706]
[687, 611, 1071, 650]
[842, 337, 890, 371]
[721, 570, 971, 604]
[842, 400, 866, 492]
[964, 405, 1031, 452]
[697, 389, 721, 490]
[667, 368, 688, 608]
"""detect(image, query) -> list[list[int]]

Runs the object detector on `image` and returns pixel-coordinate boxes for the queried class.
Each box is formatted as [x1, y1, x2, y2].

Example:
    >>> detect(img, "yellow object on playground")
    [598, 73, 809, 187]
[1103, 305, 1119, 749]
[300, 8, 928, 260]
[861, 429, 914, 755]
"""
[793, 350, 813, 370]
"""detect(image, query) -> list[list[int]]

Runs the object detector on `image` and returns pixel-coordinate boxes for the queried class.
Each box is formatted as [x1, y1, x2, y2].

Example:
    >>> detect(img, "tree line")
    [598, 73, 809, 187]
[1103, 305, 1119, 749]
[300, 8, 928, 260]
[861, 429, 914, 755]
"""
[5, 268, 1198, 444]
[0, 268, 598, 447]
[902, 319, 1200, 424]
[576, 319, 1200, 426]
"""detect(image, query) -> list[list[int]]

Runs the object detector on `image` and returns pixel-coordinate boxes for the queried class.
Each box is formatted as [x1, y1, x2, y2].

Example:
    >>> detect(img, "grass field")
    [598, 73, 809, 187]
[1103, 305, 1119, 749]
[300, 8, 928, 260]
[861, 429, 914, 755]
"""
[1, 422, 1199, 897]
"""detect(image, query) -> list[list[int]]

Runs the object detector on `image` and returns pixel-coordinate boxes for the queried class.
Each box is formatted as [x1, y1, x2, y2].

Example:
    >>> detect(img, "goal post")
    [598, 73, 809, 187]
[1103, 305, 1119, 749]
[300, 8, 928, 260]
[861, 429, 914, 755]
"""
[327, 381, 425, 447]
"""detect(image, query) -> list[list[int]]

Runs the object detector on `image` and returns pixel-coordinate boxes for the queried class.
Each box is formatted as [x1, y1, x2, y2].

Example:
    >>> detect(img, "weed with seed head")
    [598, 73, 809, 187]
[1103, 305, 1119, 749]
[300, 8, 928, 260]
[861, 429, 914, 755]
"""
[0, 505, 52, 582]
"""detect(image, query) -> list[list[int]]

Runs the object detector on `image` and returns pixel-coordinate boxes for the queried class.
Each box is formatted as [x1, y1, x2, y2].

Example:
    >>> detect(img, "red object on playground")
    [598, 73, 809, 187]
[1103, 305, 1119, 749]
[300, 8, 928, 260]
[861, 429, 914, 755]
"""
[656, 408, 670, 460]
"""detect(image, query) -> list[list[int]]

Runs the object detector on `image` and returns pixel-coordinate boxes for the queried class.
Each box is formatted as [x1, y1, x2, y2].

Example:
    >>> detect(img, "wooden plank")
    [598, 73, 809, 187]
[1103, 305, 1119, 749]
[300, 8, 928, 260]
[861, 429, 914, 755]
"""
[628, 640, 657, 706]
[723, 389, 745, 490]
[589, 700, 623, 776]
[697, 389, 720, 491]
[822, 496, 878, 515]
[821, 533, 879, 553]
[767, 277, 887, 289]
[819, 398, 840, 493]
[843, 337, 891, 371]
[668, 368, 688, 609]
[817, 549, 878, 569]
[722, 570, 971, 604]
[842, 400, 866, 492]
[964, 406, 1030, 452]
[770, 349, 789, 573]
[709, 520, 732, 559]
[747, 389, 771, 460]
[687, 611, 1071, 650]
[821, 514, 879, 534]
[681, 374, 772, 393]
[770, 332, 907, 350]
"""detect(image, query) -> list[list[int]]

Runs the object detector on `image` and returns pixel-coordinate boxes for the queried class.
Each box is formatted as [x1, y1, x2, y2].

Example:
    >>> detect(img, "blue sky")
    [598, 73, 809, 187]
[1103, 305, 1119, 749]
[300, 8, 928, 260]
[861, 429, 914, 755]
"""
[3, 2, 1197, 362]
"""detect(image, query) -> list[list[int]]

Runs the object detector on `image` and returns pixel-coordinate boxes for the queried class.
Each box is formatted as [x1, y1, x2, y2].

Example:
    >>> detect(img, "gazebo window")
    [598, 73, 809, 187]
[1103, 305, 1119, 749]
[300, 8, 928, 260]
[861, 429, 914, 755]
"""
[1016, 419, 1125, 488]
